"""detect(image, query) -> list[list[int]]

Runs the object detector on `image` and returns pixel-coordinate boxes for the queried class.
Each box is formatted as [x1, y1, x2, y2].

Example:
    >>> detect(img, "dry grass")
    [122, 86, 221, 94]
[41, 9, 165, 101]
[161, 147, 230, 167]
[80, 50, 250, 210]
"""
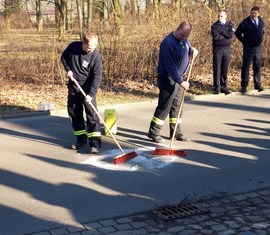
[0, 78, 160, 115]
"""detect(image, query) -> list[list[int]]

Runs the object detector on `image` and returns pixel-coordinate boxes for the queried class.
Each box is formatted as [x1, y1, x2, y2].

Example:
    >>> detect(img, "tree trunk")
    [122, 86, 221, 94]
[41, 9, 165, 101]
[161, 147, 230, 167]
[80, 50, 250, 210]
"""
[4, 0, 12, 30]
[153, 0, 162, 19]
[56, 0, 67, 39]
[111, 0, 124, 36]
[102, 0, 110, 31]
[76, 0, 83, 38]
[130, 0, 139, 16]
[153, 0, 158, 18]
[55, 0, 60, 25]
[35, 0, 44, 32]
[87, 0, 93, 30]
[66, 0, 72, 32]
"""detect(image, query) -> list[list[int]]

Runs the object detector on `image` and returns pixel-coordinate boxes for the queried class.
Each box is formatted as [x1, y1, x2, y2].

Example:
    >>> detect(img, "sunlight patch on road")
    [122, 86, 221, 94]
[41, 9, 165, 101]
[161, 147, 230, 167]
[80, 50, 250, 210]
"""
[179, 158, 219, 169]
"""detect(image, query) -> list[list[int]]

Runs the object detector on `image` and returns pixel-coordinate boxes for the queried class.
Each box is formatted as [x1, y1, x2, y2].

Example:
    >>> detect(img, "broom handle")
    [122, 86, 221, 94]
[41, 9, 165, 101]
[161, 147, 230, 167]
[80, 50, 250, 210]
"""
[169, 55, 195, 148]
[70, 77, 125, 154]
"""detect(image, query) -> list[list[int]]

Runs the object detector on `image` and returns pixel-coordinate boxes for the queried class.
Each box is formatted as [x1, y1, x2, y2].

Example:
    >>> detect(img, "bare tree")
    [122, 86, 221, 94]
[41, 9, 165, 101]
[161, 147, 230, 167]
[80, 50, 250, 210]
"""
[152, 0, 162, 19]
[172, 0, 186, 11]
[86, 0, 93, 30]
[111, 0, 124, 36]
[4, 0, 12, 30]
[130, 0, 139, 17]
[102, 0, 110, 30]
[76, 0, 83, 37]
[195, 0, 232, 11]
[35, 0, 43, 31]
[55, 0, 67, 39]
[66, 0, 73, 32]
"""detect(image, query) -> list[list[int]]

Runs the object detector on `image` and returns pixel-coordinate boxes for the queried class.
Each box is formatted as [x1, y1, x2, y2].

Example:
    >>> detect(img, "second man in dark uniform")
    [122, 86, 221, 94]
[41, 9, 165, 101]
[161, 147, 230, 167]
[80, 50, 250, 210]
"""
[211, 10, 235, 95]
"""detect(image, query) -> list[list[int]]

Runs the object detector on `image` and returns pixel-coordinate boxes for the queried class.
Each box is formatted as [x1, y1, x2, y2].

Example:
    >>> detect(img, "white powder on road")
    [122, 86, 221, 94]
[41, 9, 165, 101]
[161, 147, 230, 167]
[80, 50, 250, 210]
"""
[82, 148, 178, 171]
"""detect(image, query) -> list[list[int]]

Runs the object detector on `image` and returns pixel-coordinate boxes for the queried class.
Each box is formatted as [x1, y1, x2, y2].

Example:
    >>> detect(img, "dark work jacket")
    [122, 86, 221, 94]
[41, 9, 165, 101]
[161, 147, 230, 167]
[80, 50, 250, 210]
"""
[211, 20, 235, 49]
[235, 16, 265, 47]
[61, 41, 102, 98]
[157, 32, 191, 84]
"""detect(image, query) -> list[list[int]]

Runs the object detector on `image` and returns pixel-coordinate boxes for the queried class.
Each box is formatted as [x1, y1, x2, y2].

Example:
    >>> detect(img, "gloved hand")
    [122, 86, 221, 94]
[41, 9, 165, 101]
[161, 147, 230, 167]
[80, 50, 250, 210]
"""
[191, 47, 199, 58]
[85, 95, 92, 104]
[180, 81, 190, 90]
[67, 70, 73, 79]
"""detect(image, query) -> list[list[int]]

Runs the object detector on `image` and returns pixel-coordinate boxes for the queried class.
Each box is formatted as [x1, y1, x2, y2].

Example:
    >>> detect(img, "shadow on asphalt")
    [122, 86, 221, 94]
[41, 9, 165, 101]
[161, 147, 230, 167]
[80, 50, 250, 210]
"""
[0, 94, 269, 235]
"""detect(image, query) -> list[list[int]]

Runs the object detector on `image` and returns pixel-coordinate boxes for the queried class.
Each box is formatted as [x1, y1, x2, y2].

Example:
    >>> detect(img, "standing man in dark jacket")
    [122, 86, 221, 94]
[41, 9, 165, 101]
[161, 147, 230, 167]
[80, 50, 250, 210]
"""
[147, 21, 198, 143]
[61, 32, 102, 154]
[235, 6, 265, 93]
[211, 10, 235, 95]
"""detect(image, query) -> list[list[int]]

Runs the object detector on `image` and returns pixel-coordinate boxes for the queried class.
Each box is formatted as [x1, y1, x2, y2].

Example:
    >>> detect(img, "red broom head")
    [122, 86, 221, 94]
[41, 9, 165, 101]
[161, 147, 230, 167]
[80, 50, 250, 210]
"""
[151, 149, 188, 157]
[113, 151, 138, 164]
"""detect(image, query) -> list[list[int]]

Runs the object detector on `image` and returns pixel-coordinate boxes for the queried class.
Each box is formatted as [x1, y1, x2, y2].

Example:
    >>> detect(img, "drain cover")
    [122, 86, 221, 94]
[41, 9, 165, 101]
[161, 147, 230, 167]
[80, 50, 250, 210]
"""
[153, 202, 208, 221]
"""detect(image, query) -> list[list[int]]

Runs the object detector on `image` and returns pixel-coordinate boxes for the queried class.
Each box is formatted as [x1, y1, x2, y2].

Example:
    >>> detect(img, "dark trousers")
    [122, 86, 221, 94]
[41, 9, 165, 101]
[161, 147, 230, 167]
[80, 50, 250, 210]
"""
[241, 46, 262, 89]
[213, 47, 231, 92]
[149, 76, 184, 136]
[67, 91, 101, 148]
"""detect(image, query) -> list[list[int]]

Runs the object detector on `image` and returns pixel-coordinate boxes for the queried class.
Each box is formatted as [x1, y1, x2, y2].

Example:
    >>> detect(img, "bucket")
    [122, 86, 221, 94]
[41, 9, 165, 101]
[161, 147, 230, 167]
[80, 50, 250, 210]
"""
[37, 102, 54, 111]
[104, 109, 117, 135]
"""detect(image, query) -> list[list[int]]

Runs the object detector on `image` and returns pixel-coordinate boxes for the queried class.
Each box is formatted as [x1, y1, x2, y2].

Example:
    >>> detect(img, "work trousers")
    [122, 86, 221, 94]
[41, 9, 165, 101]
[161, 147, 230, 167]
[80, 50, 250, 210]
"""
[241, 46, 262, 89]
[212, 47, 231, 92]
[149, 76, 184, 137]
[67, 91, 101, 148]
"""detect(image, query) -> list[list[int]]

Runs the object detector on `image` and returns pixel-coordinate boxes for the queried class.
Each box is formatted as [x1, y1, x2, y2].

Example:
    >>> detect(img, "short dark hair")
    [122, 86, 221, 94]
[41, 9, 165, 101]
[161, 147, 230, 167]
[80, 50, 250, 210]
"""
[177, 21, 192, 31]
[219, 10, 227, 14]
[251, 6, 260, 12]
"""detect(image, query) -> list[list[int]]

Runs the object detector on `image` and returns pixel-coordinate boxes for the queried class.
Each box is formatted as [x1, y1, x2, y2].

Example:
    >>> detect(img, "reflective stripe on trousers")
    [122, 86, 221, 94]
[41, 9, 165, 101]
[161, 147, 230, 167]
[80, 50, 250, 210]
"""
[151, 116, 165, 126]
[169, 117, 182, 124]
[148, 75, 185, 136]
[74, 130, 87, 136]
[87, 132, 102, 138]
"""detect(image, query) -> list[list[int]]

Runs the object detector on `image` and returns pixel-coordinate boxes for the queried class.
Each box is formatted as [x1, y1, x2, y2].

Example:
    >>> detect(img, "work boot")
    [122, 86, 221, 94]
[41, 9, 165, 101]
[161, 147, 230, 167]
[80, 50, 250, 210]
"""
[90, 146, 100, 154]
[72, 135, 87, 150]
[171, 133, 190, 142]
[147, 131, 165, 143]
[241, 87, 247, 94]
[213, 89, 220, 94]
[221, 88, 231, 95]
[255, 85, 264, 92]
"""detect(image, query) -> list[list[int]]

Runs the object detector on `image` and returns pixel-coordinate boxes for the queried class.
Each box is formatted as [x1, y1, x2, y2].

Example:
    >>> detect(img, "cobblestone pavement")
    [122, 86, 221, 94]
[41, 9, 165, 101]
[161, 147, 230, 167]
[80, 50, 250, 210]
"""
[28, 187, 270, 235]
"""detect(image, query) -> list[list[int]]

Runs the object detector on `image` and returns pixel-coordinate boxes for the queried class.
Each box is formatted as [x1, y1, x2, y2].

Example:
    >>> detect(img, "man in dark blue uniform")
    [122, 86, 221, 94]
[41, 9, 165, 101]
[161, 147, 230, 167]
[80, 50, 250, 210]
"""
[211, 10, 235, 95]
[147, 21, 198, 143]
[61, 32, 102, 154]
[235, 6, 265, 93]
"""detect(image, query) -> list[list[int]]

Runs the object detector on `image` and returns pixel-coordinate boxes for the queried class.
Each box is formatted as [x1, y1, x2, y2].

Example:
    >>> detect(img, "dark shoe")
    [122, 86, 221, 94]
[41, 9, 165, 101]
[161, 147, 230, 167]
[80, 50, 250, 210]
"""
[71, 141, 86, 150]
[241, 87, 247, 94]
[90, 146, 100, 154]
[213, 89, 220, 94]
[172, 133, 191, 142]
[72, 135, 87, 150]
[221, 89, 231, 95]
[147, 132, 165, 143]
[255, 86, 264, 92]
[76, 142, 86, 150]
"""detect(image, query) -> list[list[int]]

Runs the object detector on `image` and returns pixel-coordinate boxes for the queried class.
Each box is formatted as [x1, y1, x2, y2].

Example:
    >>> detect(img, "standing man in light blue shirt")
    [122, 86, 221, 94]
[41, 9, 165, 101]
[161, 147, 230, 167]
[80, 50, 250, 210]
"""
[147, 21, 198, 143]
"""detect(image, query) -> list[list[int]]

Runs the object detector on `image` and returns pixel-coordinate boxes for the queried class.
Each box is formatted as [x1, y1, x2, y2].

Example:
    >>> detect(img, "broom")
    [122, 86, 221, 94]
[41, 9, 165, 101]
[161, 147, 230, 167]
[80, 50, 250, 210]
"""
[69, 76, 137, 164]
[152, 55, 195, 156]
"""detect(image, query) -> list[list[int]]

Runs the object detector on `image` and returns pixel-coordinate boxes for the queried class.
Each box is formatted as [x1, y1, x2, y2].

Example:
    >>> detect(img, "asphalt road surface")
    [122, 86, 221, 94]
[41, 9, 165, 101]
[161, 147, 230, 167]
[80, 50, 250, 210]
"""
[0, 90, 269, 235]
